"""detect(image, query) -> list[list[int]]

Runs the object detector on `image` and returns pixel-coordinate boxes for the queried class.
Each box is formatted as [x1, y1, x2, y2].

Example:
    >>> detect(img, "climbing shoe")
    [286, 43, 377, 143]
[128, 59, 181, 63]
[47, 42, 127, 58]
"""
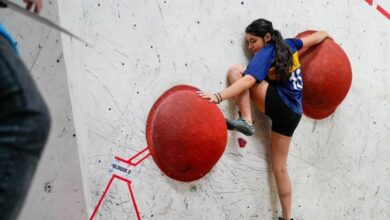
[225, 114, 255, 136]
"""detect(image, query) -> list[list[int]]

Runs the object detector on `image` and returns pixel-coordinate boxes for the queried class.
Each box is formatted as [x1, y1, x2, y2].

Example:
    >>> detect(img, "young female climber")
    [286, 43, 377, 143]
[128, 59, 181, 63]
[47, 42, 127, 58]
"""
[197, 18, 330, 220]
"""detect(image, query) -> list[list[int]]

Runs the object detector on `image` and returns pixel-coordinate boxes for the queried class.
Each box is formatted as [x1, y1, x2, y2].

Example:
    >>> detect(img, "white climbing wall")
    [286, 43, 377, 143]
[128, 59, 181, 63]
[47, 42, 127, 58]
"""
[57, 0, 390, 219]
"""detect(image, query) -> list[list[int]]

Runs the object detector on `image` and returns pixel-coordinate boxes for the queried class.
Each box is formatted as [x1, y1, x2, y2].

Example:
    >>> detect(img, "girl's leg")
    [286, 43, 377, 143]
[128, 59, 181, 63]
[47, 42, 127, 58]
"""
[248, 80, 269, 113]
[227, 64, 253, 124]
[250, 82, 293, 219]
[271, 132, 293, 220]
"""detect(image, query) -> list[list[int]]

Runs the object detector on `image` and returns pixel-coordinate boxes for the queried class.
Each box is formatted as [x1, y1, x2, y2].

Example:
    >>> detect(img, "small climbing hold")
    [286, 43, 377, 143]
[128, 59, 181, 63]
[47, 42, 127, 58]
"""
[238, 137, 247, 148]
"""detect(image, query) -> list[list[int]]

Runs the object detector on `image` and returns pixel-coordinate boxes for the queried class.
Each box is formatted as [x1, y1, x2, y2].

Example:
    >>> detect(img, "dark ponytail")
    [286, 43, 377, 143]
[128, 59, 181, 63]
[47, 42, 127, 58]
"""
[271, 29, 293, 82]
[246, 19, 293, 82]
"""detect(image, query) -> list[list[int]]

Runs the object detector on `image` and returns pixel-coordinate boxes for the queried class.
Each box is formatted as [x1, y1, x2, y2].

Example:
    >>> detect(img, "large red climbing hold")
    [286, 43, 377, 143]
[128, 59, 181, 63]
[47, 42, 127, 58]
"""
[296, 30, 352, 119]
[146, 85, 227, 182]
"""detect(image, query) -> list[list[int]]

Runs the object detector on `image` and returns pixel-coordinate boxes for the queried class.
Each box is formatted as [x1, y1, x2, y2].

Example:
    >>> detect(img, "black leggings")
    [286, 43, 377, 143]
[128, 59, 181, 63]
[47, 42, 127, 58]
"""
[265, 84, 301, 137]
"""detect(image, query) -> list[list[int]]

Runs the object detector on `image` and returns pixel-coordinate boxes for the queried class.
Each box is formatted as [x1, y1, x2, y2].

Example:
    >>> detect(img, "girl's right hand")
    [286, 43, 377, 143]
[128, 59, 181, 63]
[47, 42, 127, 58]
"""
[196, 91, 220, 104]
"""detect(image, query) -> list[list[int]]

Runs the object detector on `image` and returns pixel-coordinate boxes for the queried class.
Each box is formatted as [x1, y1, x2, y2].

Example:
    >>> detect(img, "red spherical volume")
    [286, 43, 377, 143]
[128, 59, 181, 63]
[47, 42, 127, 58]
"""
[296, 30, 352, 119]
[146, 85, 227, 182]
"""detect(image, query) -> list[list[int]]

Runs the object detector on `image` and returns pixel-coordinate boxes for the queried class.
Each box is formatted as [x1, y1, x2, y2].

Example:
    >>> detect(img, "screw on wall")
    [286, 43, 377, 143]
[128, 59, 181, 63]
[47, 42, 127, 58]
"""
[44, 181, 53, 193]
[189, 184, 197, 192]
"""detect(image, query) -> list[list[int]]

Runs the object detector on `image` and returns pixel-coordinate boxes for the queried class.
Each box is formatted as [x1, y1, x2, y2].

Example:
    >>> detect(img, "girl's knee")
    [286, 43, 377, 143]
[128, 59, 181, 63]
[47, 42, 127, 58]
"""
[228, 64, 245, 74]
[272, 164, 288, 176]
[227, 64, 245, 82]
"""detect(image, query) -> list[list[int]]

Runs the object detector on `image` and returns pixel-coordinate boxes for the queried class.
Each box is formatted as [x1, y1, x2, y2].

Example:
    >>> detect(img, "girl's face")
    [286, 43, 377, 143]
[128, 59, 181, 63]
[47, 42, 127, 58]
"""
[245, 32, 271, 54]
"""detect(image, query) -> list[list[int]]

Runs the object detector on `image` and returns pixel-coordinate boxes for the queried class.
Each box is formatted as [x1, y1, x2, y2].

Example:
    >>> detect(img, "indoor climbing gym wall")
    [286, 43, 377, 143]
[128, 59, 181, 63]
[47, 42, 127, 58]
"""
[55, 0, 390, 219]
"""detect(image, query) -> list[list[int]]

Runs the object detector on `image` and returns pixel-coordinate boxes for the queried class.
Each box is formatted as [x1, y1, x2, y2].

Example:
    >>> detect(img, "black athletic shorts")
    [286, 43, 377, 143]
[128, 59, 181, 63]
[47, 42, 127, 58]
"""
[265, 84, 302, 137]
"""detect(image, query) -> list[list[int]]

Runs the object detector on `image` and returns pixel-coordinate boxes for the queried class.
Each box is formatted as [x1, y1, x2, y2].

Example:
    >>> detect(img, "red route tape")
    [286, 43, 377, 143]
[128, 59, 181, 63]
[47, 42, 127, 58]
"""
[364, 0, 390, 20]
[115, 147, 151, 166]
[90, 147, 151, 220]
[377, 4, 390, 20]
[365, 0, 373, 6]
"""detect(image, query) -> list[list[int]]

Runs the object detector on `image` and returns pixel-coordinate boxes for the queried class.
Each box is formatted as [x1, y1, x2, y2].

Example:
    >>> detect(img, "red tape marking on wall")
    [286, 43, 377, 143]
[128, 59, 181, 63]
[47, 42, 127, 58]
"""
[365, 0, 373, 6]
[115, 147, 151, 166]
[90, 147, 151, 220]
[377, 4, 390, 20]
[365, 0, 390, 20]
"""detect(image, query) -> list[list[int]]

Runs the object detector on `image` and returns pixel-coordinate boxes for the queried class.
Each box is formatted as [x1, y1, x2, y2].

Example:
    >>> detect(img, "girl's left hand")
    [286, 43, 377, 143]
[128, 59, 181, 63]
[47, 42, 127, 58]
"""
[196, 91, 219, 104]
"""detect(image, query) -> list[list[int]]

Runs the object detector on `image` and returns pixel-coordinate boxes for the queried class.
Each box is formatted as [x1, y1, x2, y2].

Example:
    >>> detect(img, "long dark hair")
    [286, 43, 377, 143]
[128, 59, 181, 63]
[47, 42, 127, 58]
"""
[245, 18, 292, 82]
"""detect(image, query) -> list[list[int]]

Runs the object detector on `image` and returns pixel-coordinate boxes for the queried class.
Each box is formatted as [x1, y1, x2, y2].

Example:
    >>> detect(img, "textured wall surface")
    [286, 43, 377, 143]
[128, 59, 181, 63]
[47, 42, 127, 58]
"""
[57, 0, 390, 219]
[0, 1, 86, 219]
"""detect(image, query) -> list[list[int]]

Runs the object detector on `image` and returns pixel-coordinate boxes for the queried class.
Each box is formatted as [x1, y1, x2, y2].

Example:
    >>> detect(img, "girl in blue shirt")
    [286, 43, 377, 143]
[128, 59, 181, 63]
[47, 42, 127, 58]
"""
[198, 18, 330, 220]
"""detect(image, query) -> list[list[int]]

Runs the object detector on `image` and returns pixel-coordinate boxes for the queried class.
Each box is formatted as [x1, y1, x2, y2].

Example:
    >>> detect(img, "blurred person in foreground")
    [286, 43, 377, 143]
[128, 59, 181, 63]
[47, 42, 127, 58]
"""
[0, 0, 51, 219]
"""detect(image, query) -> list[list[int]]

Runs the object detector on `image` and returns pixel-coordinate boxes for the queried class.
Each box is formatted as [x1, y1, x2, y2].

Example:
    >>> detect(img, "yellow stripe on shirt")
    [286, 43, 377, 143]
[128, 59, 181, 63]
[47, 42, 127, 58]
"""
[290, 52, 301, 72]
[267, 52, 301, 80]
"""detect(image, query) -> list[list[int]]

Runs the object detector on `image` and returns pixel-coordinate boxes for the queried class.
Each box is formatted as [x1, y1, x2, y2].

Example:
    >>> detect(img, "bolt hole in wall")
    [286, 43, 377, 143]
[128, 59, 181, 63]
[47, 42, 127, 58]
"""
[44, 182, 53, 193]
